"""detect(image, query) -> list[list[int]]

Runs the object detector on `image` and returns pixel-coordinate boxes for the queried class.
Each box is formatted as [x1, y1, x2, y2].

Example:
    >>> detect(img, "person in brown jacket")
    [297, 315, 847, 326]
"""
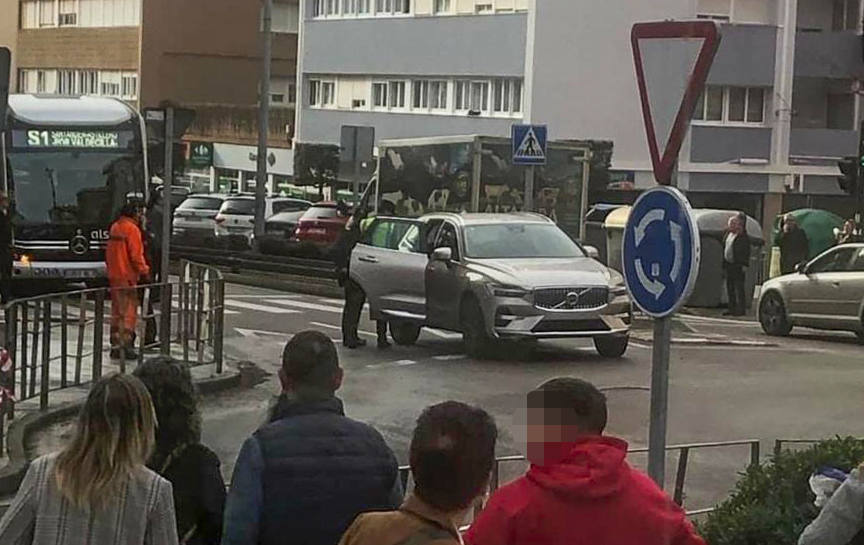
[339, 401, 498, 545]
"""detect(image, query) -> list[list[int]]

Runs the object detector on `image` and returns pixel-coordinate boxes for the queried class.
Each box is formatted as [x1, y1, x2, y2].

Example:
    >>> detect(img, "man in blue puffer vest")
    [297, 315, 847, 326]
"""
[223, 330, 403, 545]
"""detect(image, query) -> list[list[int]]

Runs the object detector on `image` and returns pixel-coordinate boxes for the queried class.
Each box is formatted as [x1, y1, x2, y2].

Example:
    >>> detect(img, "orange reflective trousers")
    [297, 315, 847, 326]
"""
[110, 280, 138, 348]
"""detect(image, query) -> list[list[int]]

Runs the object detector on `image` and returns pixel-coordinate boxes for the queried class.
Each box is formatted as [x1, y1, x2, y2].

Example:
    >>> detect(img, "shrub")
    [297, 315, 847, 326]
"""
[699, 436, 864, 545]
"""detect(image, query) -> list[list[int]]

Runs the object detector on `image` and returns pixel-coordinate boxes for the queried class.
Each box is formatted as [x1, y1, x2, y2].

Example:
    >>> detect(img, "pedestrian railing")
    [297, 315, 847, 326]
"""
[399, 439, 761, 523]
[0, 261, 226, 452]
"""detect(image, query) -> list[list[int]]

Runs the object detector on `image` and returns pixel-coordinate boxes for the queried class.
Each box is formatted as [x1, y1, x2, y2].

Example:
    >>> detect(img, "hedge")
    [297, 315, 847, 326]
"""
[699, 436, 864, 545]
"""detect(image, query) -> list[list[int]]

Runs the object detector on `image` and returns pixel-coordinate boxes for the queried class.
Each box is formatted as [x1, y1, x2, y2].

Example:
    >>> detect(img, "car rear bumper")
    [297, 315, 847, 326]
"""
[14, 261, 105, 279]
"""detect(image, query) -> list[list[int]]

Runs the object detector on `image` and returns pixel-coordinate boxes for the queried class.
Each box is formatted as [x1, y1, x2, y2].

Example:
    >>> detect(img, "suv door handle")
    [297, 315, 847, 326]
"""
[358, 256, 378, 263]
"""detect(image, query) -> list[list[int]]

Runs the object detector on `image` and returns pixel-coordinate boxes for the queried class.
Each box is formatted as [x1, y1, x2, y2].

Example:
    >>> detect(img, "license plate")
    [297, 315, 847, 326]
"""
[30, 267, 103, 279]
[186, 216, 202, 222]
[307, 228, 326, 235]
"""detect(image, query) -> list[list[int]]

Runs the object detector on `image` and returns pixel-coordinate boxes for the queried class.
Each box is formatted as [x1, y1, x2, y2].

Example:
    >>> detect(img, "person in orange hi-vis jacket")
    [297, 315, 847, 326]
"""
[106, 202, 151, 361]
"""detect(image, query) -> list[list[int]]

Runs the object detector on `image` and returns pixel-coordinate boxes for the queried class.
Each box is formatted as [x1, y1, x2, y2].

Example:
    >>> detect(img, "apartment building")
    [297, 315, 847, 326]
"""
[0, 0, 300, 194]
[295, 0, 864, 233]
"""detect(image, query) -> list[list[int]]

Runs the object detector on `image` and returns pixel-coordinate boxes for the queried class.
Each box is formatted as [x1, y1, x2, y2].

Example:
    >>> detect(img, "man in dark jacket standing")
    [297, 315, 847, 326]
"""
[465, 378, 705, 545]
[222, 330, 402, 545]
[779, 214, 810, 274]
[332, 210, 367, 349]
[723, 214, 750, 316]
[0, 192, 13, 304]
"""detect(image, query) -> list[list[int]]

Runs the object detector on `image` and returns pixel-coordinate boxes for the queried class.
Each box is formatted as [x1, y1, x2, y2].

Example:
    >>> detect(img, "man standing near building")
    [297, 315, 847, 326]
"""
[778, 214, 809, 274]
[0, 192, 13, 304]
[106, 202, 151, 360]
[723, 214, 750, 317]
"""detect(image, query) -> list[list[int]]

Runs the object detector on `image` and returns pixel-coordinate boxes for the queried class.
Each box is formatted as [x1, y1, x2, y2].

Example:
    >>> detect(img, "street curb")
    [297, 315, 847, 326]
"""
[0, 363, 243, 497]
[221, 271, 343, 299]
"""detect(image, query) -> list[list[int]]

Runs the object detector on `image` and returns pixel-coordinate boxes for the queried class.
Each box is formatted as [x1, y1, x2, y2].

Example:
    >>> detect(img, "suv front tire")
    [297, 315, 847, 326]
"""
[594, 334, 629, 358]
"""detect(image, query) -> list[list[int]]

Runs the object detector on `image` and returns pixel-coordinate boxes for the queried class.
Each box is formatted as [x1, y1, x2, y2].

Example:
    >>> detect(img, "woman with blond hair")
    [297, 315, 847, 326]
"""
[0, 373, 179, 545]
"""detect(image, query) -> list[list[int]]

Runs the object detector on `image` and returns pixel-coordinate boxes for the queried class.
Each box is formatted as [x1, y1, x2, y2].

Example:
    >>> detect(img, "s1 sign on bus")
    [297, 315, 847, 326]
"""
[0, 47, 10, 132]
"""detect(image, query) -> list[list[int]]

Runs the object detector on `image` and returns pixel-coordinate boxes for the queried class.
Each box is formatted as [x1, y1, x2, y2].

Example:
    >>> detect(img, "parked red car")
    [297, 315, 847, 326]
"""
[291, 202, 350, 253]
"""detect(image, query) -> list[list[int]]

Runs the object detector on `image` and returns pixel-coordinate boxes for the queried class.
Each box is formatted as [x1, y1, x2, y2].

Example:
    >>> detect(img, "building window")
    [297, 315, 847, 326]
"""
[388, 81, 406, 108]
[470, 81, 489, 112]
[39, 0, 55, 26]
[341, 0, 370, 14]
[833, 0, 859, 31]
[475, 3, 493, 13]
[288, 83, 297, 104]
[455, 81, 470, 111]
[492, 78, 521, 115]
[59, 0, 77, 26]
[411, 80, 448, 110]
[694, 86, 766, 124]
[313, 0, 339, 16]
[375, 0, 410, 15]
[36, 70, 46, 93]
[271, 93, 285, 104]
[373, 82, 388, 108]
[434, 0, 451, 13]
[78, 70, 98, 94]
[121, 73, 137, 98]
[322, 81, 335, 106]
[309, 80, 321, 105]
[58, 70, 76, 95]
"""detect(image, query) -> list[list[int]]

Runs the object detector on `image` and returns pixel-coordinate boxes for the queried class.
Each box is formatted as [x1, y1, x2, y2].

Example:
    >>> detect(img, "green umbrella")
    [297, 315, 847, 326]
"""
[773, 208, 845, 258]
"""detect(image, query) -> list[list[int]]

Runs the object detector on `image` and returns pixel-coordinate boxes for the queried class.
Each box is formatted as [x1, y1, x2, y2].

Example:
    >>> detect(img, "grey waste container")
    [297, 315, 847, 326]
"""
[688, 210, 764, 308]
[585, 204, 624, 265]
[603, 206, 631, 274]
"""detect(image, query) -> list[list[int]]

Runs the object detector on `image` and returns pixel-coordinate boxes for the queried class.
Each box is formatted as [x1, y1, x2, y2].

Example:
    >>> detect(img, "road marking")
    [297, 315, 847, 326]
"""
[677, 314, 757, 326]
[225, 299, 301, 314]
[223, 294, 305, 299]
[425, 328, 462, 339]
[318, 298, 344, 305]
[310, 321, 376, 338]
[266, 299, 343, 314]
[433, 354, 467, 361]
[366, 359, 418, 370]
[234, 327, 288, 339]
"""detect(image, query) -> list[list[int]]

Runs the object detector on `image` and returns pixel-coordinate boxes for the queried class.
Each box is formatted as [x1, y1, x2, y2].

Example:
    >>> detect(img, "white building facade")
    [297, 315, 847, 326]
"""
[296, 0, 864, 231]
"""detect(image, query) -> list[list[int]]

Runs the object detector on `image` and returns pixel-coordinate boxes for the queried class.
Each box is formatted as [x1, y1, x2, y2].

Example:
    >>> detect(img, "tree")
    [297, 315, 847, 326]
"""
[293, 143, 340, 197]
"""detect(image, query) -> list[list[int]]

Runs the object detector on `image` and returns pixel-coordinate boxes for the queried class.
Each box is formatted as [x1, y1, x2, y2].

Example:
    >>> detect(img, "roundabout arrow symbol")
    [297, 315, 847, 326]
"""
[635, 258, 666, 299]
[670, 221, 683, 282]
[636, 209, 665, 246]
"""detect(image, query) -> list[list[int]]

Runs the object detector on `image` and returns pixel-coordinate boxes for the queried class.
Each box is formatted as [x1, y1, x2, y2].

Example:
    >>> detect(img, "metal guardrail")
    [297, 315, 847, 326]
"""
[0, 261, 226, 453]
[399, 439, 761, 521]
[173, 244, 337, 279]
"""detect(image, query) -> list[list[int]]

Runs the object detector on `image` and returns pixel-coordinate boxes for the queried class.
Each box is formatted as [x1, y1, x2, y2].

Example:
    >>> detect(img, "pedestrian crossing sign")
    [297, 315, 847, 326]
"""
[512, 124, 547, 165]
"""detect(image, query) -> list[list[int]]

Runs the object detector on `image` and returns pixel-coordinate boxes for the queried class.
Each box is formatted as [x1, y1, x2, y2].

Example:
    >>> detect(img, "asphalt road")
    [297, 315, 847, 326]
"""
[198, 282, 864, 513]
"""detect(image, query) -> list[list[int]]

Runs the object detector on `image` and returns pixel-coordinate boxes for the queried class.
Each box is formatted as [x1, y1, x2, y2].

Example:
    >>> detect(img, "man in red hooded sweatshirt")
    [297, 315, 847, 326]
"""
[464, 378, 706, 545]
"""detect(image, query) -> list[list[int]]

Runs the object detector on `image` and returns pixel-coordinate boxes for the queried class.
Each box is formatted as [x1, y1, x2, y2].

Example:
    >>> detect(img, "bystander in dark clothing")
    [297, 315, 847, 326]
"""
[223, 331, 402, 545]
[779, 214, 810, 274]
[723, 215, 750, 316]
[134, 357, 226, 545]
[332, 217, 367, 348]
[146, 192, 165, 285]
[0, 193, 13, 304]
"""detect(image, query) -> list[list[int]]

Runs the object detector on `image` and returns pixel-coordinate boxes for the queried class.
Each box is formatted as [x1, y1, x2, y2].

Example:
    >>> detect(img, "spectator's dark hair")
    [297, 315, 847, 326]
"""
[281, 331, 340, 395]
[528, 378, 607, 435]
[132, 357, 201, 466]
[410, 401, 497, 512]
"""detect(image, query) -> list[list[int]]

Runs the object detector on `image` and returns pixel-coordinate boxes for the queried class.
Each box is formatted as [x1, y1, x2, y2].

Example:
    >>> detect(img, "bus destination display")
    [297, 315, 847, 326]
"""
[12, 129, 131, 149]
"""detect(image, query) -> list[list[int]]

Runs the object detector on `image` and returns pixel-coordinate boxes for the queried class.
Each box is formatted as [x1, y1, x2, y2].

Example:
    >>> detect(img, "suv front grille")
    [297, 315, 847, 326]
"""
[534, 287, 608, 311]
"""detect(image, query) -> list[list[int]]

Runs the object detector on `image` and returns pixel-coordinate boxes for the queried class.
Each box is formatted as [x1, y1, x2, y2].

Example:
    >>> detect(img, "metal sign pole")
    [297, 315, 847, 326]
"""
[254, 0, 273, 244]
[647, 316, 672, 485]
[160, 107, 174, 285]
[524, 166, 535, 211]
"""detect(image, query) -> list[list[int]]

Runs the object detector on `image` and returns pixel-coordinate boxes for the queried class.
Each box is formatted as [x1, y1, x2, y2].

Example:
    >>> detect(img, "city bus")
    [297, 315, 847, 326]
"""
[2, 94, 149, 284]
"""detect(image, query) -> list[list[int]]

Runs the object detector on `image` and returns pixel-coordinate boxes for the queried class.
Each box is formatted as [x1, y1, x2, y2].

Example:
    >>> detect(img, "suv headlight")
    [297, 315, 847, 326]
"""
[609, 284, 628, 300]
[487, 284, 529, 298]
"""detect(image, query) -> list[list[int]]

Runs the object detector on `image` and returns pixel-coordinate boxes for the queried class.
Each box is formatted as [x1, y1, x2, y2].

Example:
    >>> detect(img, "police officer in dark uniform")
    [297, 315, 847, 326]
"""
[333, 207, 366, 349]
[0, 192, 13, 304]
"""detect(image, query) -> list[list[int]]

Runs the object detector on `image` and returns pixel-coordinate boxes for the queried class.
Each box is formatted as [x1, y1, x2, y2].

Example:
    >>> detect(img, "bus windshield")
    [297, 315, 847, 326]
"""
[7, 150, 141, 225]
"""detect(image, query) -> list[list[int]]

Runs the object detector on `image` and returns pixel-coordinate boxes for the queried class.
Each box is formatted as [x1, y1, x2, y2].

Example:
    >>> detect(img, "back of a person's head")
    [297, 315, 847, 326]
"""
[119, 201, 142, 219]
[281, 330, 340, 398]
[410, 401, 498, 513]
[55, 373, 156, 511]
[133, 357, 201, 455]
[529, 377, 607, 436]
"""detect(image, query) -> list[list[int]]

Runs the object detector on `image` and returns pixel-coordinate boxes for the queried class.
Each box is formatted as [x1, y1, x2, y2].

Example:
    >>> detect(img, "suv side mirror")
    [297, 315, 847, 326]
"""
[795, 262, 808, 274]
[584, 245, 600, 260]
[432, 247, 452, 262]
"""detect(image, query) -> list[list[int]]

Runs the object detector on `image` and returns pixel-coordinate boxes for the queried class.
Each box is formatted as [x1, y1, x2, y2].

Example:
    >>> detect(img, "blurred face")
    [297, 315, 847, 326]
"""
[784, 216, 796, 233]
[526, 406, 582, 466]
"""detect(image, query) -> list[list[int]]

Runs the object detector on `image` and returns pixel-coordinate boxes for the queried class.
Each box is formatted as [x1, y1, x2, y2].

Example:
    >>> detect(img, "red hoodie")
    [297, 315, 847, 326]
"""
[464, 436, 706, 545]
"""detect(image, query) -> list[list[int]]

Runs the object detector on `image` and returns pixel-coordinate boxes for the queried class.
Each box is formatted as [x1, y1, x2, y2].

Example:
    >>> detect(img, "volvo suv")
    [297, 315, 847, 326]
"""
[349, 213, 632, 358]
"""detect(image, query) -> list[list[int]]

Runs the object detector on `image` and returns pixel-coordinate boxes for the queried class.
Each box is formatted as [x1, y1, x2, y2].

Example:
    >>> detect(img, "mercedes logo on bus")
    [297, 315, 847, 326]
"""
[69, 235, 90, 255]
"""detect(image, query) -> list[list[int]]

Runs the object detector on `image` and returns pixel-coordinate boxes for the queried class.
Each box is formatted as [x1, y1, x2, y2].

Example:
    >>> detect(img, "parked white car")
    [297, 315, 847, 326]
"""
[172, 194, 227, 244]
[214, 196, 310, 248]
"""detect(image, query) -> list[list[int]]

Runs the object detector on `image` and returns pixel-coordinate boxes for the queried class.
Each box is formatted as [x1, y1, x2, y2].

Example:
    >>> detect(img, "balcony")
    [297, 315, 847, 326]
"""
[790, 128, 857, 158]
[690, 125, 772, 163]
[795, 30, 864, 78]
[185, 105, 295, 147]
[707, 24, 777, 87]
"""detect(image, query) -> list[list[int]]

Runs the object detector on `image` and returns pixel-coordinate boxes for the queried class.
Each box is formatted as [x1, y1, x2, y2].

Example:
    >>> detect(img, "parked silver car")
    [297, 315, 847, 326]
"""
[758, 243, 864, 341]
[350, 213, 632, 357]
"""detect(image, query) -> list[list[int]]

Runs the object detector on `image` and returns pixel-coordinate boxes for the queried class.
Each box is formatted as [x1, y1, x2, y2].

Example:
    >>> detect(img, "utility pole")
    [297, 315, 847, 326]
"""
[254, 0, 273, 246]
[161, 107, 174, 287]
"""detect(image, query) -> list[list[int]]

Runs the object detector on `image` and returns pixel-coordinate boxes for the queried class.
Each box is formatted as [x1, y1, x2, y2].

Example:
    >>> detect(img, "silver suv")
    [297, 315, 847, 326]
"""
[350, 213, 632, 357]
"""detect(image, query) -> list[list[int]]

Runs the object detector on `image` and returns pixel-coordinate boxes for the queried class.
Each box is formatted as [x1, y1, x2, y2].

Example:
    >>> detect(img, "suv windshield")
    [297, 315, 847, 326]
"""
[221, 199, 255, 215]
[463, 223, 584, 259]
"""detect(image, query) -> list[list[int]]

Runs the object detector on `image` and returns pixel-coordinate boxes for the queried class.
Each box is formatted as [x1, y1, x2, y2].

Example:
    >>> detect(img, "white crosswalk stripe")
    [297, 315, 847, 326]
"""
[224, 299, 302, 314]
[265, 299, 343, 314]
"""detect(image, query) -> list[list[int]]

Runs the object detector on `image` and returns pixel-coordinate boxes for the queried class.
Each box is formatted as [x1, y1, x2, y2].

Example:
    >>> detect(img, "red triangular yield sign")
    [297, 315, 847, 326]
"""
[631, 21, 721, 185]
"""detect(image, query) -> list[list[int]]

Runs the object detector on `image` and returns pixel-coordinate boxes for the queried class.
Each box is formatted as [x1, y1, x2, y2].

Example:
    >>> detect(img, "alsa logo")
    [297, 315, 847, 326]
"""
[90, 229, 110, 241]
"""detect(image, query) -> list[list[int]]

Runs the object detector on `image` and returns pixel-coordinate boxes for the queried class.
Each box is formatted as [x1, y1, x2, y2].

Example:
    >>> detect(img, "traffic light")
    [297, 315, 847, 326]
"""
[838, 156, 859, 195]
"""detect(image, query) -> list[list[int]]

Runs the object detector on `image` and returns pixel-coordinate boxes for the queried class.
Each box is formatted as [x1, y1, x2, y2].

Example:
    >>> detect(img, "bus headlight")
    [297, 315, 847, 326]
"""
[20, 254, 32, 266]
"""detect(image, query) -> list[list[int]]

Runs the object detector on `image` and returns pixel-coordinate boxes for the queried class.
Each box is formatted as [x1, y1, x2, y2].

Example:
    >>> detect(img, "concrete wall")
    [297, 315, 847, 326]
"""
[139, 0, 297, 108]
[790, 128, 858, 156]
[17, 28, 139, 70]
[707, 24, 776, 86]
[301, 13, 527, 77]
[689, 172, 770, 193]
[795, 31, 864, 79]
[690, 126, 772, 162]
[300, 108, 516, 144]
[525, 0, 692, 171]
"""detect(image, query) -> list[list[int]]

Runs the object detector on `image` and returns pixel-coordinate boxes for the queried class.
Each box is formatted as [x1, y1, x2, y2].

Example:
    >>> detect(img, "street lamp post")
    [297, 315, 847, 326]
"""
[254, 0, 273, 246]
